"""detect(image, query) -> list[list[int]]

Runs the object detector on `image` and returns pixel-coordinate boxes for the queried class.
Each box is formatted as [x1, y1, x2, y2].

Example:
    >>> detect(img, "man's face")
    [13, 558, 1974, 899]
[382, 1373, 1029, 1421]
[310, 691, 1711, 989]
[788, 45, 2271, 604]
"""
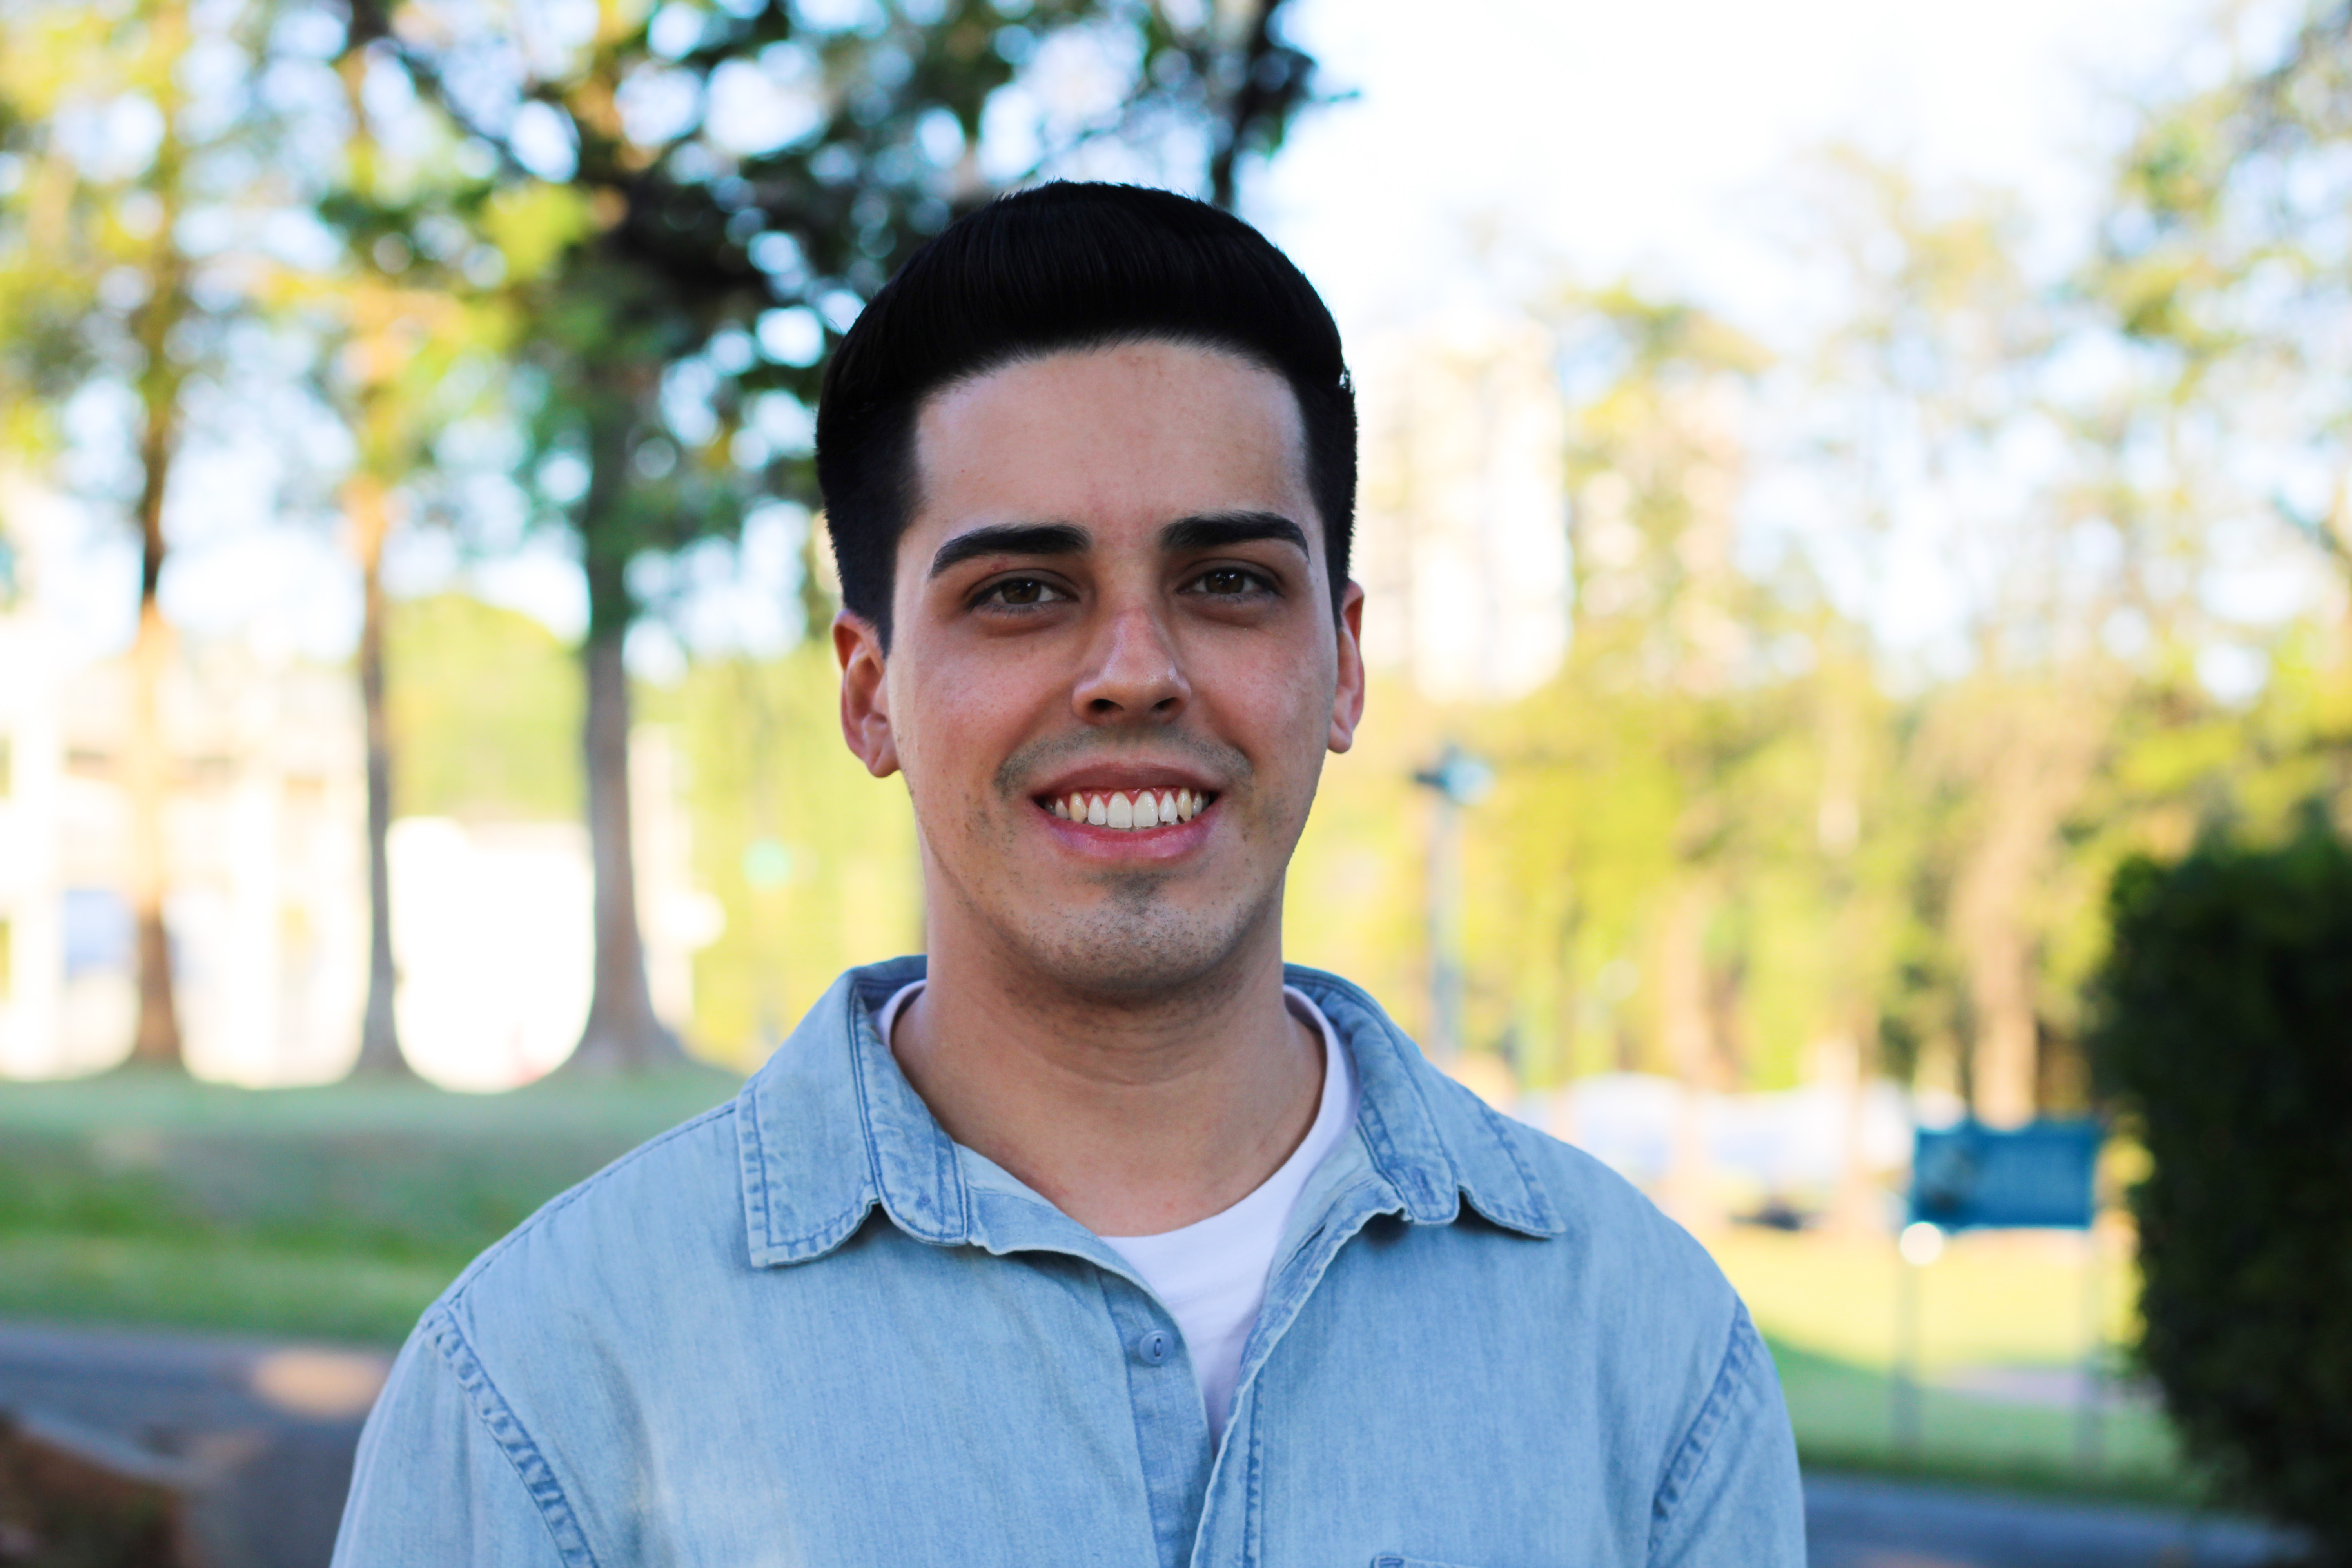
[835, 340, 1365, 998]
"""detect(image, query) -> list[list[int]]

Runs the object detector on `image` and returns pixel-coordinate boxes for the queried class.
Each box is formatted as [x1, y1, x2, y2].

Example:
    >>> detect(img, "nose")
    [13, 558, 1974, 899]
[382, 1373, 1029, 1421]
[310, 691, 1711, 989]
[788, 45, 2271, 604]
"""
[1071, 602, 1190, 724]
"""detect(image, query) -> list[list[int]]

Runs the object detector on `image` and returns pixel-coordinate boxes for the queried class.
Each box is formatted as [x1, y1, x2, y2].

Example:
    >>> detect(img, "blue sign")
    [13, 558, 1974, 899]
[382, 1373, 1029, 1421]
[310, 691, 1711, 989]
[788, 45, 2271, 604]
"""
[1909, 1120, 2102, 1231]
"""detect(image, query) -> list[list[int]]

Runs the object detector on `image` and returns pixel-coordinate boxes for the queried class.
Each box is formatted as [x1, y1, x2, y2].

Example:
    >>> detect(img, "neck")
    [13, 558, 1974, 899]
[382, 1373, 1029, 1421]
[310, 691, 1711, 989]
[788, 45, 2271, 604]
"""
[890, 890, 1323, 1237]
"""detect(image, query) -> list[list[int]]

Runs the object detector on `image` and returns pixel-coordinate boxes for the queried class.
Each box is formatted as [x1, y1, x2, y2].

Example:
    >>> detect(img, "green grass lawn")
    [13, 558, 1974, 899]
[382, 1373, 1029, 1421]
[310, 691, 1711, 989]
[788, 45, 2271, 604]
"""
[1706, 1225, 2207, 1504]
[0, 1067, 741, 1343]
[0, 1072, 2215, 1503]
[0, 1234, 457, 1345]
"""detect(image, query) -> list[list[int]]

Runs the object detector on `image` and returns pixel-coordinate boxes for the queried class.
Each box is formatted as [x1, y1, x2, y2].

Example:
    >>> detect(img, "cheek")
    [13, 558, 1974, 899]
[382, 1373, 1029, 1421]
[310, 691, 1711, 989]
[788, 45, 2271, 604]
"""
[892, 647, 1045, 815]
[1200, 650, 1334, 785]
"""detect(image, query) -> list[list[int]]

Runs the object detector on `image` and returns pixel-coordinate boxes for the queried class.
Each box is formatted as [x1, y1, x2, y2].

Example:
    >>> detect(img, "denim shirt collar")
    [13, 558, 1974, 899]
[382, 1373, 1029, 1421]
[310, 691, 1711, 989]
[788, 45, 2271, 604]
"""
[735, 955, 1564, 1269]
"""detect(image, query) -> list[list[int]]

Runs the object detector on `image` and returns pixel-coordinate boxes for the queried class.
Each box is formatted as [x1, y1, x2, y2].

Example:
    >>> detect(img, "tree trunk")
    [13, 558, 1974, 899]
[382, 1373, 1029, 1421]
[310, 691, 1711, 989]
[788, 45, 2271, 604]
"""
[125, 601, 180, 1068]
[1948, 689, 2105, 1129]
[558, 368, 679, 1075]
[564, 628, 680, 1072]
[121, 45, 189, 1074]
[1963, 910, 2038, 1128]
[1816, 679, 1882, 1232]
[124, 351, 181, 1071]
[347, 475, 413, 1078]
[1951, 744, 2056, 1130]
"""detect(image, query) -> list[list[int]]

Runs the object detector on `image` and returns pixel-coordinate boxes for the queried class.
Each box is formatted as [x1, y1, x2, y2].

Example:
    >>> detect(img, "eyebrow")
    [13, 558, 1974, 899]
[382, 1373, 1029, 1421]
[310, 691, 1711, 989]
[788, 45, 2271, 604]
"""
[927, 522, 1091, 578]
[1159, 511, 1310, 556]
[924, 510, 1310, 580]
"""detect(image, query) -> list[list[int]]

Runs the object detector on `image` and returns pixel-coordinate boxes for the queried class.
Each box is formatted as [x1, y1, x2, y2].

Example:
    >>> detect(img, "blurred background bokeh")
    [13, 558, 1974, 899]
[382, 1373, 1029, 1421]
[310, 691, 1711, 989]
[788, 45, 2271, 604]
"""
[2, 0, 2350, 1561]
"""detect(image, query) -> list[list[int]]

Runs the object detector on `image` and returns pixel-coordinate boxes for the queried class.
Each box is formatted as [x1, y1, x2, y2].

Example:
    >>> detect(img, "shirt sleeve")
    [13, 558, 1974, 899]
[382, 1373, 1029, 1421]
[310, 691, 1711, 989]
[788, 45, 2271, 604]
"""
[1646, 1301, 1807, 1568]
[332, 1315, 579, 1568]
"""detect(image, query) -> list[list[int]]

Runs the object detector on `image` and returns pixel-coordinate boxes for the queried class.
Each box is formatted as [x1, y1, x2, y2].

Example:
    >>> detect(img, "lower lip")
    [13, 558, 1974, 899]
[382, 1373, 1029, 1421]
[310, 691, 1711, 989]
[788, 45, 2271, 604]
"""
[1036, 799, 1217, 862]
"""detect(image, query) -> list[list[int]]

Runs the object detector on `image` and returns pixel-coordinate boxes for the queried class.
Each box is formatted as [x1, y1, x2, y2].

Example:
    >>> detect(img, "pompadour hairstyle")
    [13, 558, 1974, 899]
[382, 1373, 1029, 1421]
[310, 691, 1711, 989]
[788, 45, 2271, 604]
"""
[814, 181, 1355, 645]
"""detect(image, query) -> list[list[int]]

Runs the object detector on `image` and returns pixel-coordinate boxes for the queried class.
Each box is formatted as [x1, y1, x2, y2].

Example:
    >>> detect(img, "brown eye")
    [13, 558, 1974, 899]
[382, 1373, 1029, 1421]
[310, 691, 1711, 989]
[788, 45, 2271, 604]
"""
[1196, 568, 1263, 596]
[977, 576, 1067, 608]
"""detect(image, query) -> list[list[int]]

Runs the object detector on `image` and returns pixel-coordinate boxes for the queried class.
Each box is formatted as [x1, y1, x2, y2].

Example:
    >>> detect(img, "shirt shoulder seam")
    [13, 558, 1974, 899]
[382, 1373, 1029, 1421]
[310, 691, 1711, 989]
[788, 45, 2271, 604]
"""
[425, 1304, 603, 1568]
[1646, 1298, 1761, 1561]
[445, 1099, 742, 1305]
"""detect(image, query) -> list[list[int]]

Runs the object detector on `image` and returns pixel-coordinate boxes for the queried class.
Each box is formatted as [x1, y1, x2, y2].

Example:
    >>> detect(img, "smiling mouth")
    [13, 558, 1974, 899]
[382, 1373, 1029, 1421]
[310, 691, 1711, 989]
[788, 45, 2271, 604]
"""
[1041, 788, 1215, 831]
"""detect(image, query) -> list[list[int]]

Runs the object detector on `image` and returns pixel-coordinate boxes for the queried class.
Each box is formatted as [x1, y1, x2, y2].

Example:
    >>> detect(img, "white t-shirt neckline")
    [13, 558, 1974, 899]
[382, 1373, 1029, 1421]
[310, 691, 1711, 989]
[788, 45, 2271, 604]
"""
[871, 979, 1359, 1446]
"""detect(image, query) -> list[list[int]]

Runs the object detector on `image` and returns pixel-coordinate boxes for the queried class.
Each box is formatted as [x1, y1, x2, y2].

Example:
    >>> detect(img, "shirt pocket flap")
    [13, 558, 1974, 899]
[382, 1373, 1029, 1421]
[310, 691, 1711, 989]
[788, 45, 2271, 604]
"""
[1371, 1558, 1488, 1568]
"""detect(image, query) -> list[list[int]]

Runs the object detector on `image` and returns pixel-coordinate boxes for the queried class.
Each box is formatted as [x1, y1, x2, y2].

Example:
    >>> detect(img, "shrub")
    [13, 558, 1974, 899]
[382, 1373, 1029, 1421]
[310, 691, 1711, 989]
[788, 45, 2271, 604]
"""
[2090, 827, 2352, 1561]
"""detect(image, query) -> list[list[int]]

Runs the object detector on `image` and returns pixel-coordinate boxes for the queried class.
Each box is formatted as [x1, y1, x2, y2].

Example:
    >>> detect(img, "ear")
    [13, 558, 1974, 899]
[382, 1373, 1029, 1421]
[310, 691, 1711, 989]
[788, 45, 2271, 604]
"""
[835, 611, 900, 778]
[1328, 580, 1367, 755]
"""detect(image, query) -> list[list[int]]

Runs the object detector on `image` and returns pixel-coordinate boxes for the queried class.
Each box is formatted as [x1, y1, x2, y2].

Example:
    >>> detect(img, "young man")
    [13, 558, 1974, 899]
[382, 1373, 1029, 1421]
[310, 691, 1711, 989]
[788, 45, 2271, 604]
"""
[336, 183, 1804, 1566]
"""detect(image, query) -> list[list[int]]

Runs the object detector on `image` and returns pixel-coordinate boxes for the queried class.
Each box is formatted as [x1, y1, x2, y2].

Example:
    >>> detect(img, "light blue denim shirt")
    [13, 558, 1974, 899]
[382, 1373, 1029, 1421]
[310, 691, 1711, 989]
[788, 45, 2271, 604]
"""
[335, 957, 1803, 1567]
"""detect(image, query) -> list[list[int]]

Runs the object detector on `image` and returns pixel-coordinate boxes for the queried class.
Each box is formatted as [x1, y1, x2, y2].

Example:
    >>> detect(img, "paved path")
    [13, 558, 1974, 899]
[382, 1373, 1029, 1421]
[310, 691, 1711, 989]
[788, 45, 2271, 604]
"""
[0, 1322, 2308, 1568]
[1804, 1472, 2299, 1567]
[0, 1322, 386, 1568]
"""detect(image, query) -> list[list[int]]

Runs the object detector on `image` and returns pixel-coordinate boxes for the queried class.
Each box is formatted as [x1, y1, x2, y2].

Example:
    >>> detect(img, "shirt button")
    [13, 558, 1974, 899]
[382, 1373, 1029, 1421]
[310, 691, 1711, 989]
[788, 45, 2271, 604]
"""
[1132, 1329, 1173, 1366]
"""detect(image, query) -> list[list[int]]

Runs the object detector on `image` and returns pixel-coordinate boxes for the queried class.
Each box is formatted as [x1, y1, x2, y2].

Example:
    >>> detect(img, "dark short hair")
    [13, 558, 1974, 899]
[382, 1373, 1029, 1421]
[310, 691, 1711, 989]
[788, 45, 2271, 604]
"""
[814, 181, 1355, 645]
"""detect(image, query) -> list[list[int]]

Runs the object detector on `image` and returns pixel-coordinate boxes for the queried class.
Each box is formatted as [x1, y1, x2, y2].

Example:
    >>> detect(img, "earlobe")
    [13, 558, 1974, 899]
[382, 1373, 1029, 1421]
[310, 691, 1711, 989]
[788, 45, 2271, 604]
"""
[833, 612, 901, 779]
[1328, 580, 1367, 755]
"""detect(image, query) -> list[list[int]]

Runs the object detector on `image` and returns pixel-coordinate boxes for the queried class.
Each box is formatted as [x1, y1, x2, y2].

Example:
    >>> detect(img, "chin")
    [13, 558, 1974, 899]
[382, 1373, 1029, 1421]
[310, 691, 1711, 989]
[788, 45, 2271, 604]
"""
[1005, 888, 1272, 1000]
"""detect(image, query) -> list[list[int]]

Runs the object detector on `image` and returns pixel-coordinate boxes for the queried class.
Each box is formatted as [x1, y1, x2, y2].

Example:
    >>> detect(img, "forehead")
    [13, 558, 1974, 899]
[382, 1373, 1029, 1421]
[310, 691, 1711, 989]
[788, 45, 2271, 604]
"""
[907, 341, 1312, 541]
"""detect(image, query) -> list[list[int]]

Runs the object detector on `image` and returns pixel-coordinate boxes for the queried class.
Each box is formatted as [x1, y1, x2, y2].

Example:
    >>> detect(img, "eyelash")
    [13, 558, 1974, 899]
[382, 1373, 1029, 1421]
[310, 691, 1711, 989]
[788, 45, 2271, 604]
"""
[1183, 566, 1278, 597]
[972, 576, 1071, 610]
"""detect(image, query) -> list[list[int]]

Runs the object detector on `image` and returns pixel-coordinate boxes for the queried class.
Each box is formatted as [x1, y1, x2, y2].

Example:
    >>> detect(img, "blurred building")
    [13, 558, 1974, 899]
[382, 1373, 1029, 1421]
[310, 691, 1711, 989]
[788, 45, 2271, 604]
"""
[0, 570, 67, 1078]
[0, 584, 371, 1084]
[0, 482, 719, 1087]
[1352, 312, 1571, 701]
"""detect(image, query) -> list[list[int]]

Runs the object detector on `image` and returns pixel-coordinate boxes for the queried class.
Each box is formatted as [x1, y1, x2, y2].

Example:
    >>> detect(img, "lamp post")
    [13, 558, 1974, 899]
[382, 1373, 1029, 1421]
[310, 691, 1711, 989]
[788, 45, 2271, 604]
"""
[1412, 744, 1493, 1060]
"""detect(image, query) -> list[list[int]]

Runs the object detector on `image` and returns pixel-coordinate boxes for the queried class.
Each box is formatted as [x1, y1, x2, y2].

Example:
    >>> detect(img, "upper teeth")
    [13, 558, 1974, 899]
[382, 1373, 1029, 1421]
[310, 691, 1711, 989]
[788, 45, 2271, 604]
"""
[1052, 789, 1202, 829]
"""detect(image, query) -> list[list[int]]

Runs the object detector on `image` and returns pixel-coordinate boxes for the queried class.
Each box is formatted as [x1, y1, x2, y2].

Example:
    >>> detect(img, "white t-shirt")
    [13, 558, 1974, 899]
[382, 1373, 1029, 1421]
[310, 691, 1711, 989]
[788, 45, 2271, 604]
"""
[874, 981, 1359, 1445]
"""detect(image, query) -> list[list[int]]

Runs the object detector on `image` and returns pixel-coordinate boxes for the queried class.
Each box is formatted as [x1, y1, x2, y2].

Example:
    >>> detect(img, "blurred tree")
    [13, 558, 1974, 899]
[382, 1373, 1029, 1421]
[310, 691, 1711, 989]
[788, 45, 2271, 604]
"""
[0, 0, 293, 1073]
[2102, 3, 2352, 610]
[1504, 285, 1794, 1221]
[1795, 149, 2125, 1126]
[340, 0, 1329, 1071]
[0, 23, 85, 623]
[297, 45, 522, 1079]
[2074, 1, 2352, 1016]
[0, 40, 88, 467]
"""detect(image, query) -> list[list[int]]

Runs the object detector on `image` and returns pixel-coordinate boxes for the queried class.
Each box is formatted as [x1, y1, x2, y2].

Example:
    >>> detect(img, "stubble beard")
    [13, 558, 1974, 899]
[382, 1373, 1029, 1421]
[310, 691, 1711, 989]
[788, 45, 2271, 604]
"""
[1006, 854, 1283, 1004]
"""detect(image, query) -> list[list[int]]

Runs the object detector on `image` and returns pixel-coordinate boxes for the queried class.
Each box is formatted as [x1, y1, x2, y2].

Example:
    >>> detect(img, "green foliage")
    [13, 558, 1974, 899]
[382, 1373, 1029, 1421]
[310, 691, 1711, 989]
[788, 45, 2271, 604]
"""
[653, 644, 923, 1065]
[2090, 826, 2352, 1556]
[1283, 674, 1446, 1044]
[387, 593, 582, 820]
[479, 183, 596, 285]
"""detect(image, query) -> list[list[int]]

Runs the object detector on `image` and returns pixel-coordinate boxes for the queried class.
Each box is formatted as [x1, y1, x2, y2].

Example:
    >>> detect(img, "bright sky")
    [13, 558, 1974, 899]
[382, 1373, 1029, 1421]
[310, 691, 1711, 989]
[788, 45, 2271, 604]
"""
[1260, 0, 2210, 341]
[33, 0, 2233, 669]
